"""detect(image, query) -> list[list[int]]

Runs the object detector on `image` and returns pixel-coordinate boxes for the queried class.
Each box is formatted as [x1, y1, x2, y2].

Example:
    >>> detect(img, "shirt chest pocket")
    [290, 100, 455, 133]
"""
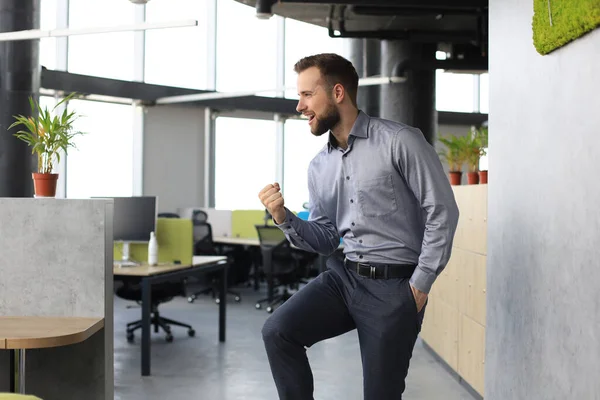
[357, 174, 398, 217]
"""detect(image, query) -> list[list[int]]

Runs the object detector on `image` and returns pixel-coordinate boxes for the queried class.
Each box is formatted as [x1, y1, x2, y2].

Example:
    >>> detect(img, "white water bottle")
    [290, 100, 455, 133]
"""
[148, 231, 158, 266]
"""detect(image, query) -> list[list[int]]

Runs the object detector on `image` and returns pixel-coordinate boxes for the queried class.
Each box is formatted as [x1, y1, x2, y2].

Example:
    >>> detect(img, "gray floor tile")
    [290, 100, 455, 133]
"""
[114, 286, 475, 400]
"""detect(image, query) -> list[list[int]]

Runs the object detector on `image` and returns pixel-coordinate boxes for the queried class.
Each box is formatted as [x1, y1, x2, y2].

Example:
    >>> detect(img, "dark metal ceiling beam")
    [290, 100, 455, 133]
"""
[277, 0, 486, 8]
[330, 29, 481, 44]
[41, 68, 206, 102]
[40, 68, 299, 114]
[350, 6, 486, 16]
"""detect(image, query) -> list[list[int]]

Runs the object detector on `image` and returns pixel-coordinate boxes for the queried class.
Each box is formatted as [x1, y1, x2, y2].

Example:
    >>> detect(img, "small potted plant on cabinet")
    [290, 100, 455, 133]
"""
[438, 134, 467, 185]
[477, 126, 488, 184]
[464, 127, 482, 184]
[9, 92, 86, 197]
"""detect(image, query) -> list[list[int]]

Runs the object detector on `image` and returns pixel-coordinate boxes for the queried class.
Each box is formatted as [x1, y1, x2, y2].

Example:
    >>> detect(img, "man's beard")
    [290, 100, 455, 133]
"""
[311, 104, 341, 136]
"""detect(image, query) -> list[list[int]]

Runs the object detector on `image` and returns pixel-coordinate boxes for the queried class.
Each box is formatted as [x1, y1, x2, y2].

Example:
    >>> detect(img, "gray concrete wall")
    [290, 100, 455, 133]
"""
[486, 1, 600, 398]
[143, 104, 206, 213]
[0, 198, 114, 399]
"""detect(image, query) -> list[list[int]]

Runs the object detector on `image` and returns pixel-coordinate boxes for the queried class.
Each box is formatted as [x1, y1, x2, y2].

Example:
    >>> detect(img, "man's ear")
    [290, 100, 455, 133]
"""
[333, 83, 345, 104]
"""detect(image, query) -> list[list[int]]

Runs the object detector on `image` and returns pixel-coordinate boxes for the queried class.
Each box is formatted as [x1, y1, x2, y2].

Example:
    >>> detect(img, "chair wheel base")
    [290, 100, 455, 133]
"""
[188, 329, 196, 337]
[187, 296, 196, 303]
[166, 334, 174, 343]
[255, 303, 261, 309]
[266, 306, 274, 313]
[234, 296, 241, 302]
[127, 333, 134, 343]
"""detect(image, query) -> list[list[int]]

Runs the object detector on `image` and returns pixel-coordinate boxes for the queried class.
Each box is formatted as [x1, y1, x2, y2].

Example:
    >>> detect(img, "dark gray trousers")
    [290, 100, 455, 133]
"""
[261, 256, 426, 400]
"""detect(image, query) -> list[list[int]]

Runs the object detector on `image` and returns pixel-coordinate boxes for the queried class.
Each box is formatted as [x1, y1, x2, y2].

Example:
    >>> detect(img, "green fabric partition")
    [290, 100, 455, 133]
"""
[533, 0, 600, 55]
[231, 210, 272, 239]
[114, 218, 193, 265]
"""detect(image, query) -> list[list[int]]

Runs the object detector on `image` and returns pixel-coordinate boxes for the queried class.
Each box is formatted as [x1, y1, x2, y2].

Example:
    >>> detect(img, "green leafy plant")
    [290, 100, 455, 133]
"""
[463, 126, 489, 173]
[438, 134, 468, 172]
[9, 93, 86, 174]
[464, 127, 481, 173]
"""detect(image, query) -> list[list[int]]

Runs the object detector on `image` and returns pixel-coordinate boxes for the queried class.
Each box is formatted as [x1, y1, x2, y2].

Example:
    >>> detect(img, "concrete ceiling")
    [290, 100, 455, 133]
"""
[234, 0, 488, 55]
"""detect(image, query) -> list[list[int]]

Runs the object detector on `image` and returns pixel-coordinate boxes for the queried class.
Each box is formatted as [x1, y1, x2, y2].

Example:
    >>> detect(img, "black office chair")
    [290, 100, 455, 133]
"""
[116, 211, 195, 343]
[254, 225, 310, 313]
[187, 210, 242, 304]
[158, 212, 181, 218]
[116, 279, 195, 343]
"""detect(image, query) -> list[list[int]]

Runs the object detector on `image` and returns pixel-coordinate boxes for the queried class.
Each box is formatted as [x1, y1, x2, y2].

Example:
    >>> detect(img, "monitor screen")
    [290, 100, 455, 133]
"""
[110, 196, 157, 242]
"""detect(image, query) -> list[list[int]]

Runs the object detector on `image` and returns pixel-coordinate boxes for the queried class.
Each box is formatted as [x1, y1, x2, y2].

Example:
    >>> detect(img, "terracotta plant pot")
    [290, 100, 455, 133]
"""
[32, 173, 59, 197]
[449, 171, 462, 185]
[479, 170, 488, 184]
[467, 172, 479, 185]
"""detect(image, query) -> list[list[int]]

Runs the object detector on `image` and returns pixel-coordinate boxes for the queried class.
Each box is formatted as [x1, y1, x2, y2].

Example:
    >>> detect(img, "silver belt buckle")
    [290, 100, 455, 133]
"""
[370, 266, 376, 279]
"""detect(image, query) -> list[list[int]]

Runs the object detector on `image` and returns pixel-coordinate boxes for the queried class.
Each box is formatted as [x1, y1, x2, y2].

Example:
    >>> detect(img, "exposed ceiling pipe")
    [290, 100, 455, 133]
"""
[255, 0, 277, 19]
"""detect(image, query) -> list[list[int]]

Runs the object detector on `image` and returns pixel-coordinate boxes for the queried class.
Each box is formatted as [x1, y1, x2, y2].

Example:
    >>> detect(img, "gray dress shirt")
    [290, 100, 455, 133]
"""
[275, 110, 459, 294]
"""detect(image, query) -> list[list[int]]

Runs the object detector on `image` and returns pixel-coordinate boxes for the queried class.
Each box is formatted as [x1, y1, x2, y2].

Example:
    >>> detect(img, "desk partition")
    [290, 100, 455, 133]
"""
[114, 218, 193, 265]
[0, 199, 114, 400]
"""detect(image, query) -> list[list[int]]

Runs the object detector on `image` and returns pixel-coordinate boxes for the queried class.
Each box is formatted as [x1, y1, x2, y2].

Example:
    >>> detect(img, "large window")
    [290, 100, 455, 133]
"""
[40, 0, 57, 70]
[216, 0, 278, 94]
[284, 19, 348, 99]
[479, 73, 489, 114]
[66, 100, 134, 198]
[144, 0, 209, 89]
[214, 117, 276, 210]
[67, 0, 136, 80]
[283, 119, 328, 212]
[435, 70, 476, 113]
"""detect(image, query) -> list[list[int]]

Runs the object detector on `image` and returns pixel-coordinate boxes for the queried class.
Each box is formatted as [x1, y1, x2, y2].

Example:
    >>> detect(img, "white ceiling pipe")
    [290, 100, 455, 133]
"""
[0, 19, 198, 42]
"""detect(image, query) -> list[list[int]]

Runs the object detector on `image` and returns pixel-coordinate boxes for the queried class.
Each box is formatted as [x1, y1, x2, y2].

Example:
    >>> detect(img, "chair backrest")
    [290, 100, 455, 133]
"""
[158, 212, 180, 218]
[192, 210, 215, 255]
[255, 225, 297, 275]
[255, 225, 287, 248]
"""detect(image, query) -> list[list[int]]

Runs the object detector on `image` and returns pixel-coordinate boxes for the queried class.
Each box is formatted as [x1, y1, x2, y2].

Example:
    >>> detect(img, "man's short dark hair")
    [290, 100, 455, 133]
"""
[294, 53, 359, 105]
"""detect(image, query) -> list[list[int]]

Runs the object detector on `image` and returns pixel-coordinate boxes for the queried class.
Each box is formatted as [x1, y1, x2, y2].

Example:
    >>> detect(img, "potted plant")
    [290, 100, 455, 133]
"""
[9, 92, 86, 197]
[464, 127, 482, 184]
[477, 126, 488, 184]
[438, 134, 467, 185]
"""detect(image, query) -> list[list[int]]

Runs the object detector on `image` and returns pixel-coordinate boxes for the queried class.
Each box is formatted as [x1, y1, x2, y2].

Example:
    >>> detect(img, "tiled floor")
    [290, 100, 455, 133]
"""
[114, 285, 475, 400]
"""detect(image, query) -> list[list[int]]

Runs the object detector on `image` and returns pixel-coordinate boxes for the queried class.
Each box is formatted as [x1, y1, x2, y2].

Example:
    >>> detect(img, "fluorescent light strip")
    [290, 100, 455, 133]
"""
[0, 20, 198, 42]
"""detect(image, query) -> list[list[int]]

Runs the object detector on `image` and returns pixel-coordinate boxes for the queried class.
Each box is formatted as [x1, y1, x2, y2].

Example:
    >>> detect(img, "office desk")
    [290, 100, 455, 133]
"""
[0, 316, 104, 394]
[213, 237, 259, 247]
[114, 256, 228, 376]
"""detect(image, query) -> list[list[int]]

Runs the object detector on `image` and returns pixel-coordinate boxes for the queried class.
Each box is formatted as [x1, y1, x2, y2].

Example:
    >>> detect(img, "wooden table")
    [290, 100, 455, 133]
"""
[0, 316, 104, 394]
[113, 255, 228, 376]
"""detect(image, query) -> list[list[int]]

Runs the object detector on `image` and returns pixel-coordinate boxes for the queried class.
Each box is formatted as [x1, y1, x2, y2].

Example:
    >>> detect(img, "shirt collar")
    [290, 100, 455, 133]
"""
[326, 110, 370, 153]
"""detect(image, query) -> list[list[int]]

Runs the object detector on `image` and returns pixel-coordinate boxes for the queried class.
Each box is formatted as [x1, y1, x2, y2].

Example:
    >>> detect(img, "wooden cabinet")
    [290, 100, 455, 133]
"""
[421, 185, 487, 396]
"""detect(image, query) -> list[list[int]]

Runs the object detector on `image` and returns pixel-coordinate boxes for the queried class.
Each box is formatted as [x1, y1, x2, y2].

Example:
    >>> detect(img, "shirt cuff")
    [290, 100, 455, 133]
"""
[409, 266, 437, 294]
[273, 208, 300, 234]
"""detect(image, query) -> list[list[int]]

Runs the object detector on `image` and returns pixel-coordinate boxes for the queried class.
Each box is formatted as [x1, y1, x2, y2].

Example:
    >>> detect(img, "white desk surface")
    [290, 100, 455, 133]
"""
[213, 236, 259, 246]
[114, 256, 227, 276]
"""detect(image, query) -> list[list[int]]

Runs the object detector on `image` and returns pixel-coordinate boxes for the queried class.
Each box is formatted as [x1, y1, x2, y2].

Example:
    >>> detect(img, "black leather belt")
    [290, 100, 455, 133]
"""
[344, 258, 416, 279]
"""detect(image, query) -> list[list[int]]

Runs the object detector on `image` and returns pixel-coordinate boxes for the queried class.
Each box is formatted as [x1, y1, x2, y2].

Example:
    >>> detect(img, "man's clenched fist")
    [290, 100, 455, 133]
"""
[258, 183, 286, 224]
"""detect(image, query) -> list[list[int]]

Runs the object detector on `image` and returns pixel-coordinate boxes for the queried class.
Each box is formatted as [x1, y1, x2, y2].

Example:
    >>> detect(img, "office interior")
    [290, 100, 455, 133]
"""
[0, 0, 597, 399]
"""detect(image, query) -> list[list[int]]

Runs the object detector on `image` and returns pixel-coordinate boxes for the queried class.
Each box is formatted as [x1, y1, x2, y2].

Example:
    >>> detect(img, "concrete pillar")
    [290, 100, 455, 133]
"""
[0, 0, 40, 197]
[348, 38, 380, 117]
[380, 41, 437, 145]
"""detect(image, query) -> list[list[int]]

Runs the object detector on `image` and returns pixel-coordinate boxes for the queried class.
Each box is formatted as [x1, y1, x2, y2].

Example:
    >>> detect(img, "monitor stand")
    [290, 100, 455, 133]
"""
[115, 242, 139, 267]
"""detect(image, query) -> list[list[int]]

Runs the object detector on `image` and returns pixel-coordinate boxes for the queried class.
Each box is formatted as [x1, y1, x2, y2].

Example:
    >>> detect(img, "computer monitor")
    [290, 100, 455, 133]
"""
[97, 196, 157, 264]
